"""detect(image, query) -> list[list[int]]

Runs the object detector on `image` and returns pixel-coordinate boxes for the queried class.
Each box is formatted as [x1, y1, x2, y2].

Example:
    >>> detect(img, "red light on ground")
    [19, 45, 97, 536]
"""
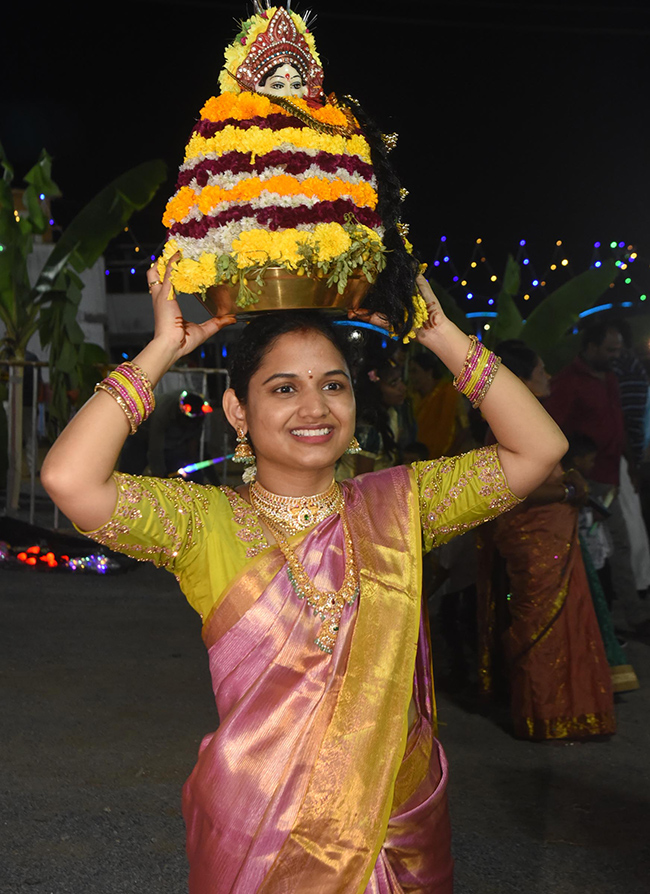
[26, 545, 40, 554]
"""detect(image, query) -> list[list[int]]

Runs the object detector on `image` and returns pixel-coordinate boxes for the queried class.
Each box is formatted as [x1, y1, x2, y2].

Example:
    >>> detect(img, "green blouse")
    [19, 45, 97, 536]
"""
[78, 444, 520, 621]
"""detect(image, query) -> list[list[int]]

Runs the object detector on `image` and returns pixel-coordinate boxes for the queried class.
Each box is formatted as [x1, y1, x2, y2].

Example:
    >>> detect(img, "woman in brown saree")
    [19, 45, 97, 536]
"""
[490, 340, 616, 741]
[41, 272, 566, 892]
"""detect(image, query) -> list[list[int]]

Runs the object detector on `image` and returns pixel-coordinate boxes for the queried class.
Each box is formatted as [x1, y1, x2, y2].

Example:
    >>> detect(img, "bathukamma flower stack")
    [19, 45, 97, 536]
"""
[158, 5, 387, 308]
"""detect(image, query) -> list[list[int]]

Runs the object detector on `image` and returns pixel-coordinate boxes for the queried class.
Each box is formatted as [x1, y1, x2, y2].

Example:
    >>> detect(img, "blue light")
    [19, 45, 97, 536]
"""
[522, 258, 530, 266]
[381, 340, 387, 350]
[466, 312, 498, 319]
[221, 345, 228, 358]
[122, 352, 129, 359]
[39, 193, 45, 200]
[151, 255, 156, 261]
[441, 235, 447, 242]
[579, 303, 614, 319]
[433, 260, 440, 266]
[594, 241, 601, 248]
[333, 321, 399, 340]
[488, 298, 495, 305]
[130, 267, 136, 274]
[621, 302, 633, 307]
[594, 261, 602, 268]
[105, 269, 110, 275]
[532, 279, 539, 286]
[618, 241, 625, 248]
[452, 276, 459, 282]
[519, 239, 526, 247]
[443, 256, 450, 262]
[467, 292, 473, 299]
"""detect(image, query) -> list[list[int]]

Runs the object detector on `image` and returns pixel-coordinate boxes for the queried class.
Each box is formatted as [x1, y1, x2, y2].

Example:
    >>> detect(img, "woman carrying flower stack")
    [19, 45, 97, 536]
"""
[41, 5, 568, 892]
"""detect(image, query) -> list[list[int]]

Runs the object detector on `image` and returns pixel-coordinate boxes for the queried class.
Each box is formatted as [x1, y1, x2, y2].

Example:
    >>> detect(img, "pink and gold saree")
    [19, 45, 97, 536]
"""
[184, 469, 452, 893]
[79, 445, 519, 892]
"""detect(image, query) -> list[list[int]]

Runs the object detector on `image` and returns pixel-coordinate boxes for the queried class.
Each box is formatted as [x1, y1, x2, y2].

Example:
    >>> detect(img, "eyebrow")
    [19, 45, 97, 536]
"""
[262, 369, 350, 385]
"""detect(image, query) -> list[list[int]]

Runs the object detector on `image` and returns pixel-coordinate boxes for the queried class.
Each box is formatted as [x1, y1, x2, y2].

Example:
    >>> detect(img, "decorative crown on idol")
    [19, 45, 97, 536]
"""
[159, 1, 426, 339]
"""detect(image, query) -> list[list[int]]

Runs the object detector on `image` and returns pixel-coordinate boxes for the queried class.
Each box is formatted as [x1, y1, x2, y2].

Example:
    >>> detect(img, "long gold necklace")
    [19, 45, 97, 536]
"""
[249, 479, 342, 535]
[250, 483, 359, 654]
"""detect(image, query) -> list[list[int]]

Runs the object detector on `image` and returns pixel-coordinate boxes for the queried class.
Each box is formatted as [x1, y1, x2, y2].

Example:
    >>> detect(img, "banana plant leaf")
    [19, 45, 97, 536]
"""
[34, 159, 167, 297]
[484, 255, 523, 349]
[520, 260, 619, 359]
[428, 276, 471, 333]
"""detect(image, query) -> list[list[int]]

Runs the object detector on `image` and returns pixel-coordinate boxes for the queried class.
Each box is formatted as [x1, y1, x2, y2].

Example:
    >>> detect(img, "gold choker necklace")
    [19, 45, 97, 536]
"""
[249, 479, 342, 535]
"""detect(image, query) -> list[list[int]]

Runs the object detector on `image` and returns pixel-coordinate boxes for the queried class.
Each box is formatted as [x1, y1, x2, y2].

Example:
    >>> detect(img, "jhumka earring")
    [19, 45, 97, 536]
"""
[233, 428, 255, 465]
[345, 436, 361, 454]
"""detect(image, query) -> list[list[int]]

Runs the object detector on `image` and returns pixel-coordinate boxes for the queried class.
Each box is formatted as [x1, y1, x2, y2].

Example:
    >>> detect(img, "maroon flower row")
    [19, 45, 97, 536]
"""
[175, 150, 375, 189]
[169, 199, 382, 239]
[191, 114, 362, 139]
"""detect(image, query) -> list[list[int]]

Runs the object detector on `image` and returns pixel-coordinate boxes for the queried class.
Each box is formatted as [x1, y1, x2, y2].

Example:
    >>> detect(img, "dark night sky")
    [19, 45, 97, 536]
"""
[4, 0, 650, 292]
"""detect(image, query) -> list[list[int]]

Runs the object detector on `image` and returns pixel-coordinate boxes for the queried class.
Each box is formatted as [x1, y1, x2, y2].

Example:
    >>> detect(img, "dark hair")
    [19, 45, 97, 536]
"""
[344, 97, 419, 339]
[227, 312, 352, 402]
[581, 319, 624, 349]
[410, 349, 445, 378]
[565, 432, 598, 463]
[495, 339, 539, 381]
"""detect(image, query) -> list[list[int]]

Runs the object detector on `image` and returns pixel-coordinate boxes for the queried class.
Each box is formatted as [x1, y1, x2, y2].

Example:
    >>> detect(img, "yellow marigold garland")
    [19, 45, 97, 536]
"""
[158, 219, 386, 308]
[181, 128, 372, 167]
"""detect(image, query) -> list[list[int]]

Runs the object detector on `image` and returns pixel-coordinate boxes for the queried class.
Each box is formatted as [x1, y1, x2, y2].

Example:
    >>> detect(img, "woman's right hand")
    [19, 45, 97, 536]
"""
[147, 256, 237, 365]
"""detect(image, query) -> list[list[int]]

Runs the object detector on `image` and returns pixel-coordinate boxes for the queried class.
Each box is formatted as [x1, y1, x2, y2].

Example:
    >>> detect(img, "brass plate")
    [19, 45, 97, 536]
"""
[200, 268, 372, 318]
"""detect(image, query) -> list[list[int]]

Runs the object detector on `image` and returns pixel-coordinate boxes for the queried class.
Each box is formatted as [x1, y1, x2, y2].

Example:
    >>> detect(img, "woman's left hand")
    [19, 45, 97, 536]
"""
[415, 274, 448, 342]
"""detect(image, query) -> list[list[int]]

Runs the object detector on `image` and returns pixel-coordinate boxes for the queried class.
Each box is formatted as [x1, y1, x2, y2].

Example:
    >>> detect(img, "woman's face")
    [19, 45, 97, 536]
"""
[227, 330, 355, 484]
[257, 64, 307, 98]
[523, 356, 551, 398]
[379, 367, 407, 407]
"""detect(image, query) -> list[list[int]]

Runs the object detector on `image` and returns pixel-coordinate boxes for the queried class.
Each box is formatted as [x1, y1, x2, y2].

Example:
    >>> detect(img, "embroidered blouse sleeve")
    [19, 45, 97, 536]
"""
[413, 444, 522, 552]
[74, 472, 216, 575]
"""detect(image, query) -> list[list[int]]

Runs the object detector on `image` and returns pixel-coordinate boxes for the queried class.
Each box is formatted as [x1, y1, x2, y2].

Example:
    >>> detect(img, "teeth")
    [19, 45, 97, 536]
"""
[291, 428, 331, 437]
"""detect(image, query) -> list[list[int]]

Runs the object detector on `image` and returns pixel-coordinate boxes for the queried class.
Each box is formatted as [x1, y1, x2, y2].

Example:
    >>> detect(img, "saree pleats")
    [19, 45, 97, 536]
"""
[495, 503, 616, 740]
[183, 467, 451, 893]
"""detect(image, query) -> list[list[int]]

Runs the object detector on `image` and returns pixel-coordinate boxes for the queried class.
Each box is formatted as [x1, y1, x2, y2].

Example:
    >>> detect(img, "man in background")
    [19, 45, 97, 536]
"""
[544, 321, 650, 635]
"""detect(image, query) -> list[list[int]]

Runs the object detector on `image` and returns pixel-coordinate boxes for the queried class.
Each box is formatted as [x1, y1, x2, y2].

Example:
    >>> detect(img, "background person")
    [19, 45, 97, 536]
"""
[486, 340, 616, 740]
[544, 322, 650, 636]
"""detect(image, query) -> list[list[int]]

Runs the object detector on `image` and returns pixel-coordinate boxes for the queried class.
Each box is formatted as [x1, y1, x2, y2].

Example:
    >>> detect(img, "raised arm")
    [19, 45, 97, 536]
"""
[413, 275, 567, 497]
[41, 263, 235, 531]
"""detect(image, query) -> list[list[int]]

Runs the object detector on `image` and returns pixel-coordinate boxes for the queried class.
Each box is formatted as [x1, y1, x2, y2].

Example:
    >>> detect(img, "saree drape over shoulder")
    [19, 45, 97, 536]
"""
[79, 445, 520, 893]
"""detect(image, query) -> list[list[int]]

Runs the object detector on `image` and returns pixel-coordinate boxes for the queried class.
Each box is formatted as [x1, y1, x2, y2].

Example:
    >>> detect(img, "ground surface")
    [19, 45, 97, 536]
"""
[1, 557, 649, 894]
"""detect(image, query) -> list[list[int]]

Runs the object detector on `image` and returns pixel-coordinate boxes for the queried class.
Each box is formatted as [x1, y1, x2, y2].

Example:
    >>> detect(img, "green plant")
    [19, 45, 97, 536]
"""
[0, 143, 166, 508]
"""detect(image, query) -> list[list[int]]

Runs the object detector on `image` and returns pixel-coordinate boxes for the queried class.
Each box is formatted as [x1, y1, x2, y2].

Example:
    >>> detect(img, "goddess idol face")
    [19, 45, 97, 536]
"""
[256, 63, 308, 98]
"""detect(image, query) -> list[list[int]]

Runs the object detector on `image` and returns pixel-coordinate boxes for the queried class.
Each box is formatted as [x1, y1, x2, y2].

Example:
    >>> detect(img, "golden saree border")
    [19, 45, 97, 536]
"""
[257, 466, 423, 894]
[201, 544, 286, 648]
[515, 710, 616, 740]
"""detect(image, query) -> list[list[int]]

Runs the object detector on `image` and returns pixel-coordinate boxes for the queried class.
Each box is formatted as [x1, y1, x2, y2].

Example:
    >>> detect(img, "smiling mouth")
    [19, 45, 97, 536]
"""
[290, 427, 333, 437]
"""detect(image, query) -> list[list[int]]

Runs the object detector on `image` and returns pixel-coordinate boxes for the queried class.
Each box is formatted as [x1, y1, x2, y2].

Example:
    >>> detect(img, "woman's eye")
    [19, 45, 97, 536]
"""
[324, 381, 344, 391]
[275, 384, 295, 393]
